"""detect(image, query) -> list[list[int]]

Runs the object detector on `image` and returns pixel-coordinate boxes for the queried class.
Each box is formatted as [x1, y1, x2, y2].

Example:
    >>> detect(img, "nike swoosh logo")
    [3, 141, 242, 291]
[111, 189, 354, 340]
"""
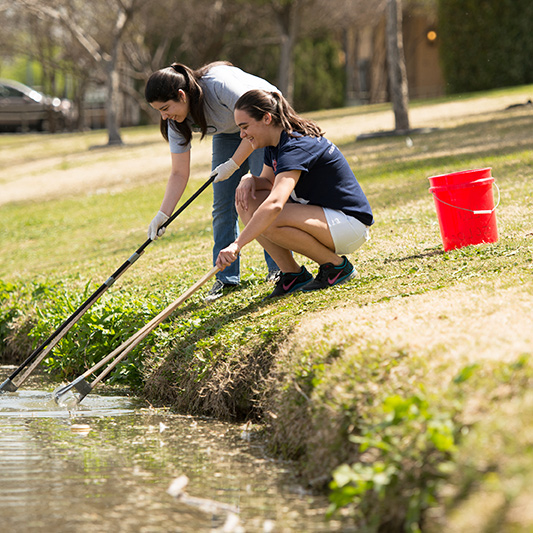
[328, 272, 343, 285]
[283, 278, 298, 291]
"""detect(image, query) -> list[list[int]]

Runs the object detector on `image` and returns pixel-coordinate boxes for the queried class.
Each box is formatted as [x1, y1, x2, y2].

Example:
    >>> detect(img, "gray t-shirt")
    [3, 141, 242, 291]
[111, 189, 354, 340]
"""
[168, 65, 278, 153]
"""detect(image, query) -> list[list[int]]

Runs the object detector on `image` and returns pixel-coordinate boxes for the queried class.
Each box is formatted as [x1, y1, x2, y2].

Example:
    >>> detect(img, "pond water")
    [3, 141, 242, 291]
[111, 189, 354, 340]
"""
[0, 376, 355, 532]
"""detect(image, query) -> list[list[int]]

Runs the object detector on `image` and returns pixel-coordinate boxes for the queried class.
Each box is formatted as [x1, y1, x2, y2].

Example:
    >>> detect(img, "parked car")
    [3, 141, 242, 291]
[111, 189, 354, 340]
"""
[0, 78, 73, 132]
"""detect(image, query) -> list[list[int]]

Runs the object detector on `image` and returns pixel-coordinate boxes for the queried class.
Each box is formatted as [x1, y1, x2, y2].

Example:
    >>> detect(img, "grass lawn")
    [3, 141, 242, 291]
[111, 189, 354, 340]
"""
[1, 86, 533, 531]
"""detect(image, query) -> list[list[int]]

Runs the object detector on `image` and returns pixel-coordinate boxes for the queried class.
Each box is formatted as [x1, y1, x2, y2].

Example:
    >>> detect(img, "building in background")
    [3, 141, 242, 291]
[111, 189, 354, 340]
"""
[344, 7, 444, 105]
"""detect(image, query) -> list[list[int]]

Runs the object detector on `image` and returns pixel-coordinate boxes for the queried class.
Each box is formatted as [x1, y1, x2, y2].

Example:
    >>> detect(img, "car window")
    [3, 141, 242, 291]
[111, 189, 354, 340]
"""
[0, 85, 25, 98]
[8, 87, 24, 97]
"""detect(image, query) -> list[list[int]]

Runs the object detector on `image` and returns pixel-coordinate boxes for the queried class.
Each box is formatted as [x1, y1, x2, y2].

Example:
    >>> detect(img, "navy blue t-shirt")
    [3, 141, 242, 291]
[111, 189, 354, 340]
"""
[264, 131, 373, 226]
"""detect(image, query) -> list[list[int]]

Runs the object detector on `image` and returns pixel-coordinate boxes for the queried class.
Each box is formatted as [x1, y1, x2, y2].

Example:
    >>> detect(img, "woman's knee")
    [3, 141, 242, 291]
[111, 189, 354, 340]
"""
[236, 200, 252, 223]
[236, 190, 267, 222]
[261, 221, 282, 241]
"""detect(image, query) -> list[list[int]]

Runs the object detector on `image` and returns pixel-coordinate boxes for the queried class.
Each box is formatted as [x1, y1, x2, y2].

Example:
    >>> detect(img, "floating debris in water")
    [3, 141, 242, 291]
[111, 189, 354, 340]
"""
[159, 422, 168, 433]
[213, 512, 244, 533]
[168, 474, 240, 516]
[262, 520, 275, 533]
[70, 424, 91, 436]
[167, 474, 189, 497]
[240, 420, 253, 441]
[179, 492, 240, 516]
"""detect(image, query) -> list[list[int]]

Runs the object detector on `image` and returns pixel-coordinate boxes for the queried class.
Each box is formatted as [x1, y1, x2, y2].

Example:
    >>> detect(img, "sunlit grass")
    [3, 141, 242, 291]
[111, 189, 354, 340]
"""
[1, 85, 533, 530]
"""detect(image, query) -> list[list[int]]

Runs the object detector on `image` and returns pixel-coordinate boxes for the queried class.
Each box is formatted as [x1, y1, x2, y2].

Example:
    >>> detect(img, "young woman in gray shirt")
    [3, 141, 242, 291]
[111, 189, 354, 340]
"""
[145, 62, 280, 300]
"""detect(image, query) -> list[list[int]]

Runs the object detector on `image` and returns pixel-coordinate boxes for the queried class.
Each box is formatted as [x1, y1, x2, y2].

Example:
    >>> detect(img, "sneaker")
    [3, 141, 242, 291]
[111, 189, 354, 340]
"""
[265, 269, 281, 283]
[266, 266, 313, 298]
[204, 279, 238, 302]
[301, 256, 356, 292]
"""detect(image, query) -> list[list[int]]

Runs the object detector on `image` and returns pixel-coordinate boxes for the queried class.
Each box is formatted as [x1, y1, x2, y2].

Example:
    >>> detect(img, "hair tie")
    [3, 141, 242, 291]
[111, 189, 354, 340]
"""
[170, 64, 189, 89]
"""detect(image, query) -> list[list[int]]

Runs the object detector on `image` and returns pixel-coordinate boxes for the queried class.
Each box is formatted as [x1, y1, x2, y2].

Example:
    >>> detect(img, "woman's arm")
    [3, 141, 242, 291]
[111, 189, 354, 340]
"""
[254, 164, 276, 189]
[160, 151, 191, 215]
[230, 139, 254, 166]
[216, 170, 300, 268]
[147, 150, 191, 240]
[211, 138, 255, 182]
[235, 164, 275, 211]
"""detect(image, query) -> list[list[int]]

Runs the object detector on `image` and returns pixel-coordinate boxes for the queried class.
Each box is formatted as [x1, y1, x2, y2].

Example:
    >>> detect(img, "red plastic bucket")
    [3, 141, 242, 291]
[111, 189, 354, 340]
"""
[428, 168, 499, 251]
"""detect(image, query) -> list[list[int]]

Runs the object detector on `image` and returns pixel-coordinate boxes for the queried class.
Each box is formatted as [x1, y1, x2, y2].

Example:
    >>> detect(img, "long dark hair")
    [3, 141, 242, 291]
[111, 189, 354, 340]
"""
[145, 61, 232, 145]
[234, 90, 324, 138]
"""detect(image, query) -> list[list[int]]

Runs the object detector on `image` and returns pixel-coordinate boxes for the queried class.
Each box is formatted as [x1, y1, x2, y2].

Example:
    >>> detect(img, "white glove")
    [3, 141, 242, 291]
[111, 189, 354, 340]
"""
[148, 210, 169, 240]
[211, 158, 239, 183]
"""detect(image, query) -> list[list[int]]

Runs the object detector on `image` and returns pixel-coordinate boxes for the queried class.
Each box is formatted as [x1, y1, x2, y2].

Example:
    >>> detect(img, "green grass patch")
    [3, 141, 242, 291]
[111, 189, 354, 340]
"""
[1, 86, 533, 531]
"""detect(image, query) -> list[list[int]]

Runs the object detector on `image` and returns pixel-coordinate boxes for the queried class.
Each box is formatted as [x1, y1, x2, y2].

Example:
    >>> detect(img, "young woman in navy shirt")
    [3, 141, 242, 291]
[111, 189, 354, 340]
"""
[216, 89, 374, 298]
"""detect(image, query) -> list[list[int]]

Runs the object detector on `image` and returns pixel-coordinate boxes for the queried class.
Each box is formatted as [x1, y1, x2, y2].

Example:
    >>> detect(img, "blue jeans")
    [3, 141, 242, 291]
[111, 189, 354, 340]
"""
[211, 132, 279, 284]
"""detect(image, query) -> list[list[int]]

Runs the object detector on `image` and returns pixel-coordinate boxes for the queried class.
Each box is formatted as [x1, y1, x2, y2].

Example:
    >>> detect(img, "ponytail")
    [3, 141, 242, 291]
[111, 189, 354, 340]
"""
[145, 62, 226, 145]
[235, 90, 324, 138]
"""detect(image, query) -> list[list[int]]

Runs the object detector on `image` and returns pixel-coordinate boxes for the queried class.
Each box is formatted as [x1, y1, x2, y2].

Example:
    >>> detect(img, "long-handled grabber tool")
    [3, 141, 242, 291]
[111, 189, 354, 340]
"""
[52, 266, 219, 407]
[0, 175, 217, 394]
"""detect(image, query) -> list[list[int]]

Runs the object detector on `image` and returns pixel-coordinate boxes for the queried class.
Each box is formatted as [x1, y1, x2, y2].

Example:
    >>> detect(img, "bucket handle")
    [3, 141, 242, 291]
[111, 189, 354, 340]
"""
[432, 182, 500, 215]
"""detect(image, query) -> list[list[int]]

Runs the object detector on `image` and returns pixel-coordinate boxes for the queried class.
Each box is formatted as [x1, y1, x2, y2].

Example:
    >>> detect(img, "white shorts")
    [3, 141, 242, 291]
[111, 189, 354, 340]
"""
[323, 208, 370, 255]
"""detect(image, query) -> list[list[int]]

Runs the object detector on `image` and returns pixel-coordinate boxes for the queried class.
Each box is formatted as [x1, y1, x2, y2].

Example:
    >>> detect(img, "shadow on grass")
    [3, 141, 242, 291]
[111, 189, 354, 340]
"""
[143, 280, 288, 420]
[87, 138, 162, 151]
[338, 111, 533, 182]
[384, 248, 444, 263]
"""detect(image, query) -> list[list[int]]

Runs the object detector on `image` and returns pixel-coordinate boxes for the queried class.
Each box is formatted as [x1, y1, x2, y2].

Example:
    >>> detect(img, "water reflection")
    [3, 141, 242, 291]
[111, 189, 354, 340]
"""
[0, 386, 354, 532]
[0, 389, 134, 418]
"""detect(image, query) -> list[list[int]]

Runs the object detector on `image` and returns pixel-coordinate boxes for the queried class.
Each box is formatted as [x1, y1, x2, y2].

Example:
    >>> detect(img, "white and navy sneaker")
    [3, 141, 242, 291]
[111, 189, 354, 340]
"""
[204, 279, 238, 302]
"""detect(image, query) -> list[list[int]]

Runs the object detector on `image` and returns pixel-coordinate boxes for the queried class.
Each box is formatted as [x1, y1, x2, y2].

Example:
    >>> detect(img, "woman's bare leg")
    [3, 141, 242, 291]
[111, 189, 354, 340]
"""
[262, 203, 341, 265]
[237, 191, 299, 272]
[237, 191, 342, 271]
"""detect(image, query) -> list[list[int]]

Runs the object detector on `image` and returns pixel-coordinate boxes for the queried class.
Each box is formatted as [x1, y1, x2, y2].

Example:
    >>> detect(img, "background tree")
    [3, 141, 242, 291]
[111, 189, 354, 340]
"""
[123, 0, 279, 121]
[270, 0, 304, 103]
[1, 0, 429, 132]
[15, 0, 144, 144]
[439, 0, 533, 93]
[386, 0, 410, 131]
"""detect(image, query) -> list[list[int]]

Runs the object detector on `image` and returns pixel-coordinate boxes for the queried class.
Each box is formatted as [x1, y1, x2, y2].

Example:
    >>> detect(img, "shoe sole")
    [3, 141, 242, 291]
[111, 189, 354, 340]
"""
[339, 269, 357, 285]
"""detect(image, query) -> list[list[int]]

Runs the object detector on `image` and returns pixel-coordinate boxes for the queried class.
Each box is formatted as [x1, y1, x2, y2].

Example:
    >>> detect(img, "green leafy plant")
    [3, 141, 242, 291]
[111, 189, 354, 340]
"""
[328, 393, 459, 532]
[0, 280, 19, 326]
[27, 282, 172, 387]
[0, 280, 22, 358]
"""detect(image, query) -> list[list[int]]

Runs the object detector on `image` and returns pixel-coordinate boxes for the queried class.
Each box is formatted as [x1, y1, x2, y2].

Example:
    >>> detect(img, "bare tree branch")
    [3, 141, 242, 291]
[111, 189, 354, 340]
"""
[16, 0, 107, 63]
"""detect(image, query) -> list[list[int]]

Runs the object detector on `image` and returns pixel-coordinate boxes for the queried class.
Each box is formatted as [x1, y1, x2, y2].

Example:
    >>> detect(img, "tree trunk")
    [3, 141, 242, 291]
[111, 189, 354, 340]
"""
[105, 16, 124, 146]
[105, 58, 123, 145]
[386, 0, 410, 131]
[343, 26, 357, 105]
[370, 19, 388, 104]
[275, 0, 299, 104]
[74, 77, 88, 131]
